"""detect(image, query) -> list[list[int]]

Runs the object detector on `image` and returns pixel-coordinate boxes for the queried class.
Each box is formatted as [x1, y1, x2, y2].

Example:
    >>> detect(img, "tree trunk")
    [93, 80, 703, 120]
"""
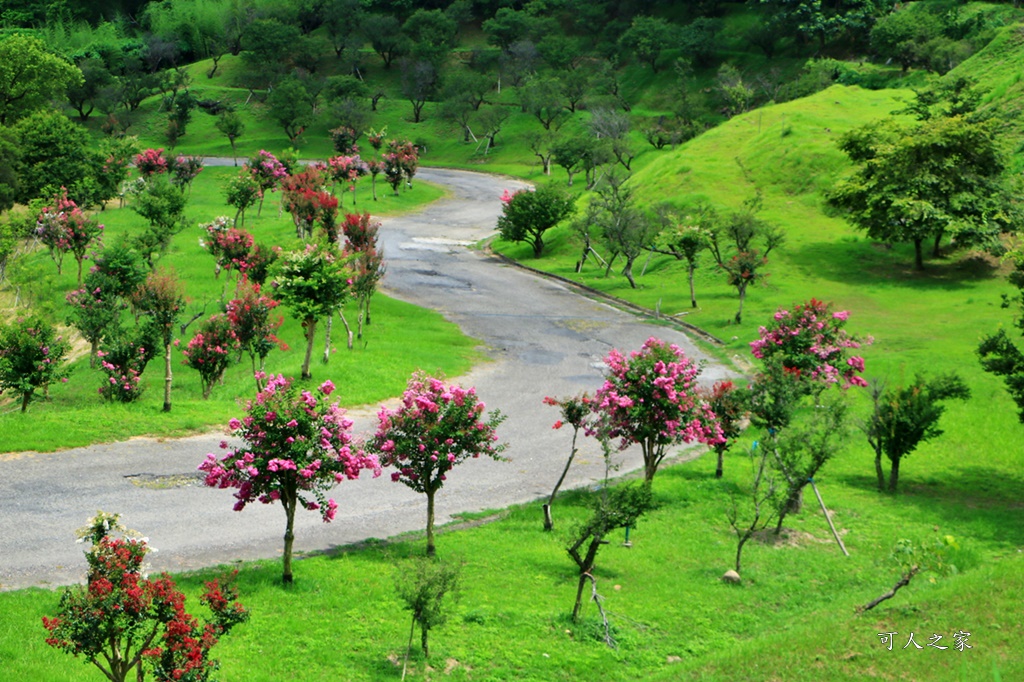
[282, 492, 296, 584]
[688, 263, 697, 308]
[642, 442, 658, 483]
[622, 257, 637, 288]
[162, 341, 172, 412]
[735, 531, 751, 573]
[421, 625, 429, 658]
[913, 238, 924, 270]
[932, 230, 943, 258]
[735, 283, 747, 324]
[716, 447, 724, 479]
[89, 339, 98, 368]
[572, 573, 588, 622]
[323, 315, 333, 364]
[875, 447, 886, 492]
[888, 456, 901, 493]
[544, 440, 579, 531]
[301, 318, 317, 380]
[861, 566, 920, 611]
[425, 489, 437, 557]
[532, 233, 544, 258]
[20, 391, 30, 412]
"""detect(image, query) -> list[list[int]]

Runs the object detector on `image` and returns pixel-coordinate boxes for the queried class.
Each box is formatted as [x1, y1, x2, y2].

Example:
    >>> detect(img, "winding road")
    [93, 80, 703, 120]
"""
[0, 168, 734, 591]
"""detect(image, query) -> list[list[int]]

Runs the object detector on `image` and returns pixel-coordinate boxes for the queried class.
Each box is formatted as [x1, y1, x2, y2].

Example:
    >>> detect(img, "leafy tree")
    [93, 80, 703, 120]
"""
[870, 8, 942, 71]
[827, 114, 1015, 270]
[12, 111, 103, 206]
[518, 76, 567, 132]
[650, 207, 709, 308]
[92, 241, 148, 300]
[0, 316, 71, 412]
[131, 176, 188, 267]
[225, 171, 261, 228]
[704, 197, 784, 324]
[273, 243, 351, 379]
[200, 375, 378, 583]
[266, 77, 311, 145]
[244, 150, 288, 217]
[589, 108, 634, 171]
[551, 134, 591, 187]
[362, 14, 409, 68]
[620, 15, 678, 72]
[865, 374, 970, 493]
[496, 185, 576, 258]
[704, 380, 749, 479]
[567, 482, 651, 624]
[242, 18, 301, 81]
[383, 139, 420, 195]
[34, 188, 104, 283]
[395, 557, 461, 667]
[66, 272, 122, 366]
[482, 7, 532, 53]
[399, 58, 439, 124]
[181, 314, 239, 399]
[226, 279, 285, 391]
[42, 512, 248, 682]
[130, 268, 185, 412]
[370, 372, 506, 557]
[593, 337, 722, 483]
[591, 173, 658, 288]
[0, 127, 20, 213]
[860, 535, 962, 612]
[404, 8, 458, 67]
[66, 57, 112, 122]
[96, 323, 160, 403]
[0, 34, 82, 126]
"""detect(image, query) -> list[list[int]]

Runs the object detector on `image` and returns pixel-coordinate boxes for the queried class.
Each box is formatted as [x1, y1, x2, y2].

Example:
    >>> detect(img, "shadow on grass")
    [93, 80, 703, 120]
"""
[787, 239, 1001, 289]
[836, 465, 1024, 546]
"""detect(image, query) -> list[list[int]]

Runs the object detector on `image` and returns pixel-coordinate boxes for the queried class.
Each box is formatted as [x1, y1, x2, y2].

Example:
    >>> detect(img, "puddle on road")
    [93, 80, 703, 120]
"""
[125, 473, 204, 490]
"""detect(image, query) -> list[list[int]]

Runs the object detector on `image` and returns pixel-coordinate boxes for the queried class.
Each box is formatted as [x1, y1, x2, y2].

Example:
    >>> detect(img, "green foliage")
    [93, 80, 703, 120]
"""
[496, 184, 576, 258]
[11, 110, 103, 206]
[0, 315, 71, 412]
[620, 16, 678, 72]
[394, 557, 461, 659]
[0, 33, 81, 126]
[131, 175, 188, 264]
[865, 373, 971, 492]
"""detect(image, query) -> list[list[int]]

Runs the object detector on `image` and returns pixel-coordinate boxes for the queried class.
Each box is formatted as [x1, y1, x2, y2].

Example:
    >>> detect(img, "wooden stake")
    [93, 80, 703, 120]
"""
[810, 478, 849, 556]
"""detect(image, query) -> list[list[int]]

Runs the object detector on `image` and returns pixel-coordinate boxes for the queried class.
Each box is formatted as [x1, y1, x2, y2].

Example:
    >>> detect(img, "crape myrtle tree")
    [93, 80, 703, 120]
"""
[370, 372, 506, 557]
[0, 316, 71, 412]
[395, 556, 461, 668]
[747, 299, 869, 531]
[199, 375, 380, 584]
[864, 374, 970, 493]
[226, 278, 286, 392]
[130, 268, 186, 412]
[66, 272, 122, 367]
[42, 512, 248, 682]
[496, 184, 576, 258]
[180, 314, 239, 399]
[593, 337, 723, 484]
[272, 242, 351, 380]
[34, 188, 104, 284]
[703, 380, 749, 479]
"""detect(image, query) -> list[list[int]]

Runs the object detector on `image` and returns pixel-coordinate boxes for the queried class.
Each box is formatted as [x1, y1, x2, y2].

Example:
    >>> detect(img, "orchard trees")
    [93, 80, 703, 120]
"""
[200, 375, 379, 583]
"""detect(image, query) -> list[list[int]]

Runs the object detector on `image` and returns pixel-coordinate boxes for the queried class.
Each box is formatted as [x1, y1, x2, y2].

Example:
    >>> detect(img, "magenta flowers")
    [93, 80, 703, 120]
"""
[369, 372, 506, 556]
[199, 375, 380, 583]
[593, 337, 722, 483]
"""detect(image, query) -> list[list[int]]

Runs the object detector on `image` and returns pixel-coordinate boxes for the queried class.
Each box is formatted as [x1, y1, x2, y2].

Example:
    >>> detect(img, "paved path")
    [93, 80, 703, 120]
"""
[0, 168, 734, 591]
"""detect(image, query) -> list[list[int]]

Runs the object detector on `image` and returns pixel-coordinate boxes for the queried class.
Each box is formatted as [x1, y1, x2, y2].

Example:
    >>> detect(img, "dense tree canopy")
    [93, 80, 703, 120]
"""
[0, 34, 82, 126]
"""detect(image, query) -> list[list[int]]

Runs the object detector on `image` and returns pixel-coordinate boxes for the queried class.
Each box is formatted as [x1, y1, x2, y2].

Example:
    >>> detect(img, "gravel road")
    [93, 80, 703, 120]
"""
[0, 167, 734, 591]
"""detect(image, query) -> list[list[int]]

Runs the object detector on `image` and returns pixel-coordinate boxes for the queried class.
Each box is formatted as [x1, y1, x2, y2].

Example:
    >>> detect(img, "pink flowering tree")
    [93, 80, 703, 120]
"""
[749, 298, 869, 393]
[42, 511, 248, 682]
[66, 272, 122, 366]
[369, 372, 506, 556]
[702, 380, 749, 479]
[541, 392, 592, 531]
[35, 188, 104, 283]
[199, 375, 380, 583]
[593, 337, 723, 483]
[245, 150, 288, 216]
[200, 216, 254, 280]
[134, 148, 168, 177]
[366, 159, 385, 201]
[0, 316, 71, 412]
[383, 139, 419, 195]
[169, 154, 204, 194]
[226, 278, 286, 391]
[181, 314, 239, 399]
[327, 154, 369, 205]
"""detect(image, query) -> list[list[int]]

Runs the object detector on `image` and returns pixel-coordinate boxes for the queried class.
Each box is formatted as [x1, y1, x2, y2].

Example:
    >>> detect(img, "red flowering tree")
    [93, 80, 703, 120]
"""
[134, 148, 168, 177]
[199, 375, 380, 583]
[226, 278, 286, 391]
[42, 511, 247, 682]
[181, 314, 239, 399]
[35, 188, 104, 283]
[593, 337, 723, 483]
[280, 166, 331, 241]
[369, 372, 506, 556]
[383, 139, 419, 195]
[200, 216, 254, 279]
[703, 380, 748, 479]
[541, 392, 592, 531]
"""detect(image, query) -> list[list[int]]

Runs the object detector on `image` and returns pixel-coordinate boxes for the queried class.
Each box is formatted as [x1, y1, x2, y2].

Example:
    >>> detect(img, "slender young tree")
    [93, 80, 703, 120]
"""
[130, 268, 185, 412]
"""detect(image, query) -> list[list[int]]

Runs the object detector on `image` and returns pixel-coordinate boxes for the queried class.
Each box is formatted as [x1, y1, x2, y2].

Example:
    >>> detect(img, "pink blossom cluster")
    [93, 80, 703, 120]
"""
[35, 188, 103, 277]
[327, 155, 369, 184]
[592, 337, 724, 453]
[181, 314, 239, 399]
[199, 375, 380, 522]
[749, 298, 870, 388]
[201, 217, 255, 276]
[135, 148, 168, 177]
[245, 150, 288, 194]
[96, 345, 148, 402]
[170, 154, 204, 188]
[370, 372, 506, 494]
